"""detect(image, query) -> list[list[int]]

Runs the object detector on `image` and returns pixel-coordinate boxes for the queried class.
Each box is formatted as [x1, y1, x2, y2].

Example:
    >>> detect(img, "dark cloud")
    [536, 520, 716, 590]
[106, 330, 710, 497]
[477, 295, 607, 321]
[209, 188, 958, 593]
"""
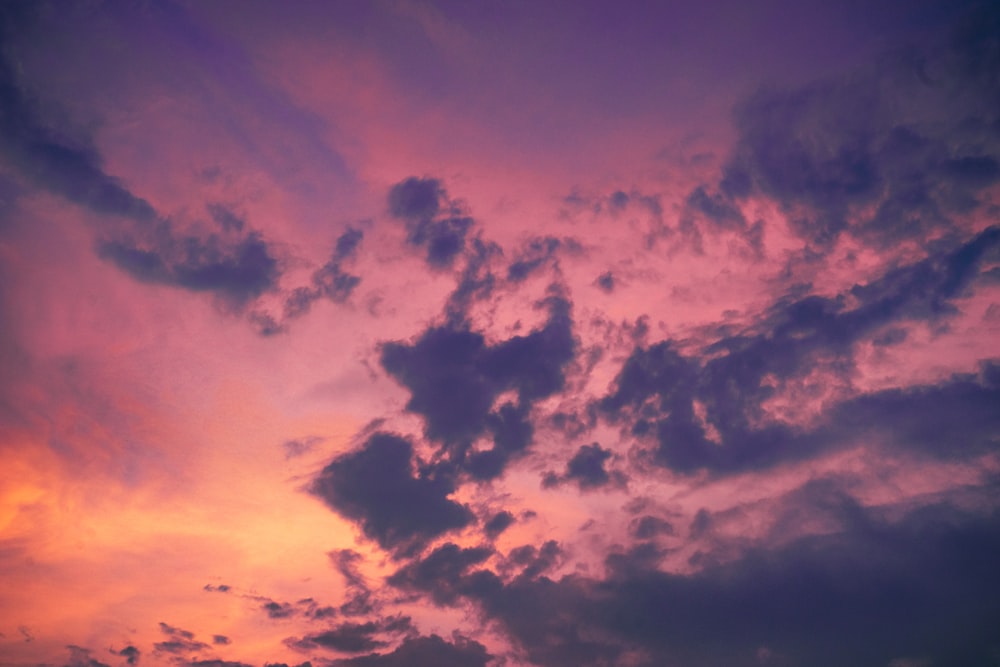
[287, 616, 412, 654]
[312, 433, 474, 554]
[203, 583, 231, 592]
[206, 204, 245, 232]
[312, 259, 361, 303]
[187, 661, 254, 667]
[443, 236, 501, 325]
[483, 510, 515, 539]
[717, 4, 1000, 248]
[506, 236, 581, 283]
[330, 549, 367, 590]
[0, 6, 292, 314]
[282, 228, 364, 319]
[282, 436, 324, 459]
[154, 639, 209, 655]
[334, 226, 364, 261]
[685, 185, 747, 230]
[407, 216, 474, 268]
[158, 623, 195, 640]
[262, 600, 296, 619]
[503, 540, 562, 581]
[825, 365, 1000, 460]
[97, 230, 280, 309]
[63, 646, 111, 667]
[384, 492, 1000, 667]
[598, 228, 1000, 473]
[212, 636, 230, 646]
[387, 543, 492, 605]
[466, 401, 534, 481]
[328, 635, 490, 667]
[330, 549, 375, 616]
[380, 295, 574, 479]
[386, 177, 473, 268]
[628, 515, 674, 540]
[595, 271, 615, 293]
[289, 622, 384, 653]
[112, 646, 140, 666]
[0, 17, 157, 226]
[542, 443, 627, 491]
[387, 177, 443, 221]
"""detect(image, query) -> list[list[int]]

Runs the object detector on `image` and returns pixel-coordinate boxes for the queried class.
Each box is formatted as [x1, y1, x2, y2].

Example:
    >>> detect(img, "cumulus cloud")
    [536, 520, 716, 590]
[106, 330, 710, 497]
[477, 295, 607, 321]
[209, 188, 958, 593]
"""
[312, 433, 474, 555]
[388, 177, 474, 268]
[380, 294, 574, 479]
[542, 442, 627, 491]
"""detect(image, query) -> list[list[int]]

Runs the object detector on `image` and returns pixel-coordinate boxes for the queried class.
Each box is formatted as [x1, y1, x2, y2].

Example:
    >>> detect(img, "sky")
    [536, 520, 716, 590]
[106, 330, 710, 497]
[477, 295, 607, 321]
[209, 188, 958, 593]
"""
[1, 1, 999, 666]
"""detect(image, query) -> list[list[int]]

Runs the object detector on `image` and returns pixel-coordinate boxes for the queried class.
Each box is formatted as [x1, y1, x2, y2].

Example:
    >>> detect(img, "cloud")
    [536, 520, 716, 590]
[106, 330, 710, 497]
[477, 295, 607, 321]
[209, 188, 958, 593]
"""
[387, 177, 474, 268]
[62, 646, 112, 667]
[333, 227, 364, 261]
[408, 217, 474, 268]
[155, 623, 209, 655]
[595, 271, 615, 293]
[598, 228, 1000, 473]
[289, 622, 386, 653]
[387, 542, 492, 605]
[329, 549, 376, 616]
[387, 177, 444, 221]
[262, 600, 296, 619]
[328, 634, 490, 667]
[282, 436, 324, 459]
[312, 433, 474, 554]
[158, 622, 196, 640]
[380, 493, 1000, 667]
[0, 4, 157, 226]
[717, 4, 1000, 248]
[112, 646, 140, 666]
[483, 510, 515, 539]
[380, 294, 574, 479]
[98, 231, 280, 309]
[542, 442, 627, 491]
[282, 227, 365, 321]
[0, 5, 293, 314]
[443, 236, 502, 324]
[628, 515, 674, 540]
[206, 204, 245, 232]
[824, 364, 1000, 460]
[505, 236, 581, 283]
[287, 616, 413, 654]
[684, 185, 747, 231]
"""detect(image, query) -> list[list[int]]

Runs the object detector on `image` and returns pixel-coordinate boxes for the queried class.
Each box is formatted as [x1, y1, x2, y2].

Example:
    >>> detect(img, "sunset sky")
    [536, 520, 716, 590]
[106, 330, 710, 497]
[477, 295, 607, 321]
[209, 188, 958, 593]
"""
[1, 1, 999, 666]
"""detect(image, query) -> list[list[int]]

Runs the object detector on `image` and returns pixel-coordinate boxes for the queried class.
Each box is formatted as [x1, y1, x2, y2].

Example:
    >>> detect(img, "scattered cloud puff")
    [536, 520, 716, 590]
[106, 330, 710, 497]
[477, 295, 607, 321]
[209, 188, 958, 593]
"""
[380, 293, 574, 479]
[388, 177, 474, 268]
[312, 433, 474, 555]
[286, 615, 412, 654]
[542, 443, 627, 491]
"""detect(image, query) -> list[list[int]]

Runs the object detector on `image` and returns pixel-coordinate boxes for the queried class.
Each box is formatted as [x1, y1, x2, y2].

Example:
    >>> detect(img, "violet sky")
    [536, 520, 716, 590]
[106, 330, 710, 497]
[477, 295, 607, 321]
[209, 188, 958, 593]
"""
[1, 1, 999, 666]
